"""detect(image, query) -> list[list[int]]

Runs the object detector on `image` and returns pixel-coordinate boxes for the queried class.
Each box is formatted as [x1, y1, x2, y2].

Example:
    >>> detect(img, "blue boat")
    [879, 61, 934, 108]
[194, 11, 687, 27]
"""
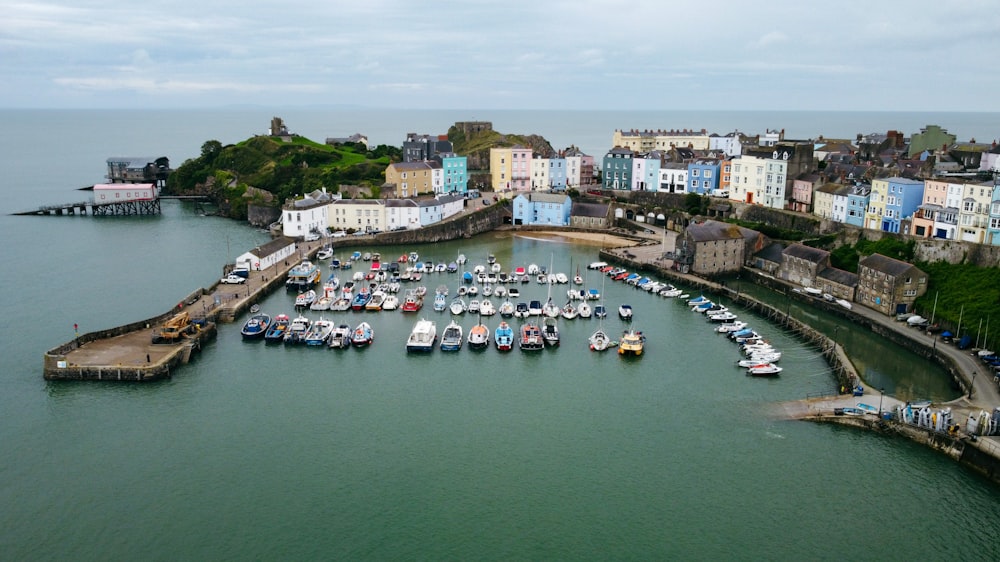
[433, 292, 447, 311]
[263, 313, 290, 343]
[447, 262, 458, 273]
[463, 271, 474, 284]
[494, 321, 514, 351]
[240, 313, 271, 340]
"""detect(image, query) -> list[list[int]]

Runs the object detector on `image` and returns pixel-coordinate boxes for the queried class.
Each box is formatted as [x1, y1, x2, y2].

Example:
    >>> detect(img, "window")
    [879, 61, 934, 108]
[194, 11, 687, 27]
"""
[692, 169, 699, 177]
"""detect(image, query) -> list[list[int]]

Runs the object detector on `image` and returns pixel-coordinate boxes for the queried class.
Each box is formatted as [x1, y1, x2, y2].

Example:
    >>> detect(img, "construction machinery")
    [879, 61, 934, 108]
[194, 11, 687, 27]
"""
[151, 312, 196, 344]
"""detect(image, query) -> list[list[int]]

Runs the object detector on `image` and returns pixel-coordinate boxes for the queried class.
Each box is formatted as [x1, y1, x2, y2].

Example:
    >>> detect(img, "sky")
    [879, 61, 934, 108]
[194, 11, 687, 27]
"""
[3, 0, 999, 111]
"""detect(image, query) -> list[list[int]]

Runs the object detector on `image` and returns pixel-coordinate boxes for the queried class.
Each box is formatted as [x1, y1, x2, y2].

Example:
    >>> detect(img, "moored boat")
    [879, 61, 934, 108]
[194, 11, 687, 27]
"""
[264, 313, 290, 343]
[240, 313, 271, 340]
[351, 322, 374, 348]
[381, 294, 400, 311]
[468, 322, 490, 349]
[619, 304, 633, 321]
[439, 320, 463, 351]
[498, 299, 514, 318]
[542, 316, 560, 347]
[494, 321, 514, 351]
[618, 328, 644, 356]
[295, 289, 316, 309]
[518, 322, 545, 351]
[328, 324, 352, 349]
[283, 315, 311, 345]
[589, 328, 615, 352]
[285, 260, 321, 292]
[747, 362, 782, 376]
[406, 319, 437, 352]
[304, 318, 334, 346]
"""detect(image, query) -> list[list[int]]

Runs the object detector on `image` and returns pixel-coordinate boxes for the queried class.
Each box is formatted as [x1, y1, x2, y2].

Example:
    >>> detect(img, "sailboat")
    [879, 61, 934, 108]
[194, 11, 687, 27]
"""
[589, 277, 615, 351]
[541, 253, 560, 318]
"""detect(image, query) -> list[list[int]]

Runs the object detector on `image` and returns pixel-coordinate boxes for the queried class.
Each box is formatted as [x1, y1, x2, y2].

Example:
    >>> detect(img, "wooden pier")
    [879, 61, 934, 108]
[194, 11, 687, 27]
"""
[14, 199, 161, 216]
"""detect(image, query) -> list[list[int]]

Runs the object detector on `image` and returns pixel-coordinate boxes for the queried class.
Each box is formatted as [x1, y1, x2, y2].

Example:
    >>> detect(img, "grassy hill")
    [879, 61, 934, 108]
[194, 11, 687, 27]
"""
[165, 135, 400, 219]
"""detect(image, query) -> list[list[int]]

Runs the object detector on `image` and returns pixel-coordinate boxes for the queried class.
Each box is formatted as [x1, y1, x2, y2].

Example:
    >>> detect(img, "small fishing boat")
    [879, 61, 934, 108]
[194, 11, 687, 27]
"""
[518, 322, 545, 351]
[619, 304, 633, 321]
[594, 305, 607, 319]
[382, 294, 400, 311]
[747, 362, 782, 376]
[467, 299, 481, 314]
[401, 292, 423, 312]
[316, 248, 333, 260]
[439, 320, 463, 351]
[449, 297, 466, 315]
[351, 322, 374, 348]
[578, 301, 592, 319]
[295, 289, 316, 309]
[468, 322, 490, 349]
[406, 318, 437, 353]
[283, 315, 311, 345]
[479, 298, 496, 316]
[542, 316, 560, 347]
[264, 313, 290, 343]
[304, 318, 334, 346]
[328, 324, 352, 349]
[433, 292, 447, 312]
[494, 321, 514, 351]
[498, 299, 515, 318]
[240, 313, 271, 340]
[618, 328, 645, 356]
[514, 302, 530, 319]
[351, 289, 371, 311]
[310, 294, 332, 311]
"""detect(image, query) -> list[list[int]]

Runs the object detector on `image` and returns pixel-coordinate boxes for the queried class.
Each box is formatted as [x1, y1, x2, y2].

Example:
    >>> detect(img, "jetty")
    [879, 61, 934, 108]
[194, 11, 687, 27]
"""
[43, 237, 330, 381]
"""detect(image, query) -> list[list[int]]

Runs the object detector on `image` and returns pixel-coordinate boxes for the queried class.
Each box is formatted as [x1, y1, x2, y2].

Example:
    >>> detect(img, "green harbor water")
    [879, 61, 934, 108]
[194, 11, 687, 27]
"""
[2, 204, 999, 560]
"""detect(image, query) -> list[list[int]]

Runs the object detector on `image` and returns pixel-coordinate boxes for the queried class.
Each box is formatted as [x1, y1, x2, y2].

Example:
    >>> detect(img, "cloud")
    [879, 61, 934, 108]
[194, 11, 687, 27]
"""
[53, 76, 323, 95]
[750, 31, 788, 49]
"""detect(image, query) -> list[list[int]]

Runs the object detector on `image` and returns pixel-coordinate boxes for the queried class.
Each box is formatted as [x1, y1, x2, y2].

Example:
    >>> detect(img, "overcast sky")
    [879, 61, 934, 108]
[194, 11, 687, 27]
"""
[3, 0, 998, 111]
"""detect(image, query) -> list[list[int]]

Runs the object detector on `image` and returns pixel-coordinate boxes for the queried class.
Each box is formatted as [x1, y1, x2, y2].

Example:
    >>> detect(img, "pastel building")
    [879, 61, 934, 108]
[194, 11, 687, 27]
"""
[418, 193, 464, 226]
[812, 183, 839, 220]
[688, 159, 720, 195]
[563, 147, 594, 188]
[282, 189, 335, 239]
[636, 151, 664, 192]
[958, 180, 995, 243]
[603, 147, 634, 190]
[988, 184, 1000, 246]
[531, 156, 550, 192]
[434, 153, 468, 195]
[385, 161, 440, 197]
[331, 199, 385, 233]
[548, 154, 567, 191]
[490, 146, 532, 194]
[845, 184, 870, 228]
[876, 177, 925, 234]
[512, 192, 572, 226]
[911, 178, 964, 239]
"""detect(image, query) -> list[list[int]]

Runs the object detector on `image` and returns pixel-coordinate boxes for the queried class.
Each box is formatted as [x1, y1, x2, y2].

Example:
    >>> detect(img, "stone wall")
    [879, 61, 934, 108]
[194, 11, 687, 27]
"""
[247, 204, 281, 228]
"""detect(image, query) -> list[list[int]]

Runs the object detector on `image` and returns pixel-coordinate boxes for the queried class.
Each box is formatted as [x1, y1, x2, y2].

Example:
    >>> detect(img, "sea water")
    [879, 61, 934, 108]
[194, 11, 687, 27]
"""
[1, 110, 998, 560]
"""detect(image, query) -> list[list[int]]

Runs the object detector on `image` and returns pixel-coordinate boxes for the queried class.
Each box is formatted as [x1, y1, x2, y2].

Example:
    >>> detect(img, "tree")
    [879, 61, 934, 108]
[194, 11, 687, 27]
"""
[201, 140, 223, 163]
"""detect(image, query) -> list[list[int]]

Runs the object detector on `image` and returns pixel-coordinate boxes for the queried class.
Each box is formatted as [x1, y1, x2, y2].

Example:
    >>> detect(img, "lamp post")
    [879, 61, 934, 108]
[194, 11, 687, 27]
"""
[878, 387, 885, 416]
[969, 370, 977, 399]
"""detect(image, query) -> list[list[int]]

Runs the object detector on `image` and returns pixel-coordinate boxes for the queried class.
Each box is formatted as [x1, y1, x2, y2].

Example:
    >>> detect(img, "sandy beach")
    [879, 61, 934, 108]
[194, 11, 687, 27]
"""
[512, 230, 638, 248]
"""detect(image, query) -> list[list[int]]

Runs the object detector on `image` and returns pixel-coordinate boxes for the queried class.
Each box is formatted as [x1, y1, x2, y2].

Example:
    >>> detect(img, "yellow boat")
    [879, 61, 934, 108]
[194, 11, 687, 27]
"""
[618, 329, 644, 356]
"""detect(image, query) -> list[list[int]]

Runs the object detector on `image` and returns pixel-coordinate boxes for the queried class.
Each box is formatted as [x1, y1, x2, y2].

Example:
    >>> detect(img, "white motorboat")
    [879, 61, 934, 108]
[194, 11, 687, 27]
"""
[382, 294, 400, 310]
[450, 297, 466, 315]
[406, 319, 437, 353]
[560, 301, 578, 320]
[479, 299, 496, 316]
[578, 301, 591, 318]
[747, 363, 782, 376]
[619, 304, 633, 321]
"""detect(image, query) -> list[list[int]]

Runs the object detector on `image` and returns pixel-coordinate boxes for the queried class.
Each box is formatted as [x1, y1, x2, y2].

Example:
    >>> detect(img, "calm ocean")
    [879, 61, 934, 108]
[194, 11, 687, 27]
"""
[1, 109, 998, 560]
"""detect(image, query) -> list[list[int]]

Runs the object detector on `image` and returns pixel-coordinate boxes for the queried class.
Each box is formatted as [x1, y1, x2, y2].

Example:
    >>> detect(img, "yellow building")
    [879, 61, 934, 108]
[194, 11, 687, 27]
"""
[865, 179, 889, 230]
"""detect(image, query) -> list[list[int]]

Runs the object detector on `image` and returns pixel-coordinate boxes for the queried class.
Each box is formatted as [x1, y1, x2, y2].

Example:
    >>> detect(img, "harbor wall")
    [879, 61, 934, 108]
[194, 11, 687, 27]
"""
[809, 414, 1000, 485]
[597, 248, 860, 393]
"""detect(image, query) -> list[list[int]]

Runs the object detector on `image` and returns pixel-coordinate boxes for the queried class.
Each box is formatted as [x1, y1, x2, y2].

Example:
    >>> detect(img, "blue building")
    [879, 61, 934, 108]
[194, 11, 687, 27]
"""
[882, 177, 925, 233]
[988, 184, 1000, 246]
[603, 147, 634, 190]
[548, 155, 567, 191]
[640, 151, 664, 192]
[688, 159, 721, 195]
[512, 192, 572, 226]
[434, 152, 468, 194]
[845, 184, 870, 228]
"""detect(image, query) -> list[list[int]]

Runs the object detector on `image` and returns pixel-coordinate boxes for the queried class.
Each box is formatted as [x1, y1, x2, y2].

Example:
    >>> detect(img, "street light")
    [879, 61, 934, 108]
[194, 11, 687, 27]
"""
[878, 388, 885, 416]
[969, 370, 977, 399]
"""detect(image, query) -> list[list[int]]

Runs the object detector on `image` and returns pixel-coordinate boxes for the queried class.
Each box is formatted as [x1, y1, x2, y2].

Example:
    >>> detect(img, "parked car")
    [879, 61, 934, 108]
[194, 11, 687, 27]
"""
[220, 274, 246, 284]
[304, 232, 320, 242]
[231, 267, 250, 279]
[331, 230, 347, 238]
[352, 230, 367, 237]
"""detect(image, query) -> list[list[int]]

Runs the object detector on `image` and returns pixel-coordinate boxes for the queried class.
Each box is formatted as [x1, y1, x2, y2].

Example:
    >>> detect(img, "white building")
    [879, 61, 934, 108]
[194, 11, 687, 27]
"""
[531, 155, 550, 191]
[385, 199, 420, 230]
[281, 189, 336, 239]
[709, 132, 743, 158]
[236, 237, 297, 271]
[331, 199, 386, 233]
[658, 164, 688, 194]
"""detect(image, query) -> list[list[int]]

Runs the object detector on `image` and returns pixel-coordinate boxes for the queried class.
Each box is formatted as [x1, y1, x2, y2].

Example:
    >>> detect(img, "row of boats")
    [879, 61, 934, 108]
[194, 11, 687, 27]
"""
[241, 312, 374, 348]
[678, 295, 784, 376]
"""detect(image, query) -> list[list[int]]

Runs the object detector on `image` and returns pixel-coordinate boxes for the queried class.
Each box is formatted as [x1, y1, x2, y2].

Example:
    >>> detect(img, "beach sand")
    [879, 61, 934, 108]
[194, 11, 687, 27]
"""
[512, 230, 637, 248]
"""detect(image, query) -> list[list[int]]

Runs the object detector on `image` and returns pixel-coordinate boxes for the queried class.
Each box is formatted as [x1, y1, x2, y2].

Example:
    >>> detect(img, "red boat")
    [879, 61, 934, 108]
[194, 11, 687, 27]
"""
[401, 292, 423, 312]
